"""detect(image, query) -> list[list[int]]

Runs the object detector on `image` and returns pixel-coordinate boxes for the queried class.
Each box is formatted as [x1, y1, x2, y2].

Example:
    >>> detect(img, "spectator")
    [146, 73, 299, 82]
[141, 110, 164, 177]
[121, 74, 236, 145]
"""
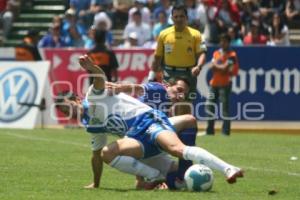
[1, 0, 20, 38]
[69, 0, 91, 17]
[88, 30, 119, 83]
[267, 12, 290, 46]
[69, 0, 92, 28]
[215, 0, 241, 33]
[285, 0, 300, 27]
[153, 0, 173, 24]
[128, 0, 151, 25]
[200, 0, 219, 44]
[38, 23, 67, 48]
[52, 15, 63, 27]
[94, 11, 114, 47]
[90, 0, 113, 14]
[183, 0, 200, 29]
[119, 31, 139, 48]
[84, 25, 96, 49]
[259, 0, 286, 24]
[16, 29, 41, 61]
[112, 0, 134, 28]
[205, 33, 239, 136]
[152, 11, 170, 40]
[144, 0, 158, 12]
[123, 10, 151, 46]
[240, 0, 261, 37]
[243, 20, 268, 45]
[227, 26, 243, 46]
[62, 8, 86, 47]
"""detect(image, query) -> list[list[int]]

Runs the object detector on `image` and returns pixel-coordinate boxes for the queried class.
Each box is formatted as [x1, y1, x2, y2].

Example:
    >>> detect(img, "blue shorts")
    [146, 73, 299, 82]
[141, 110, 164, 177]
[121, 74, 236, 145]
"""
[126, 110, 175, 158]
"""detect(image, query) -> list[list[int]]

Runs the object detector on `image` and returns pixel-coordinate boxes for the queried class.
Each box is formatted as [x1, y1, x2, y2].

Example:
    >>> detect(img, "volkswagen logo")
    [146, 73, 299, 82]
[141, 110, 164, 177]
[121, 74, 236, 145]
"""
[105, 114, 128, 134]
[0, 68, 38, 122]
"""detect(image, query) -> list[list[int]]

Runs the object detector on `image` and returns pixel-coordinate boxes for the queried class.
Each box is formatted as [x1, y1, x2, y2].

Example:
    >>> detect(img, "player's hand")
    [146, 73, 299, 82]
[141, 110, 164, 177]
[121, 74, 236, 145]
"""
[84, 183, 99, 189]
[147, 70, 156, 82]
[191, 66, 201, 76]
[79, 55, 99, 73]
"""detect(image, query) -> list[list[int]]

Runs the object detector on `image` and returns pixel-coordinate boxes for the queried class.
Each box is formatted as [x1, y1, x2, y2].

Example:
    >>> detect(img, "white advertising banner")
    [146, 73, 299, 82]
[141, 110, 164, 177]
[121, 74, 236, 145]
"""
[0, 61, 50, 129]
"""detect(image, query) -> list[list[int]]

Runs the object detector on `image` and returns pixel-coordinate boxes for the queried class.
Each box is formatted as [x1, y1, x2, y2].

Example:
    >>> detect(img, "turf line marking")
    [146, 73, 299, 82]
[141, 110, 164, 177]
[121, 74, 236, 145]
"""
[1, 131, 89, 148]
[244, 166, 300, 177]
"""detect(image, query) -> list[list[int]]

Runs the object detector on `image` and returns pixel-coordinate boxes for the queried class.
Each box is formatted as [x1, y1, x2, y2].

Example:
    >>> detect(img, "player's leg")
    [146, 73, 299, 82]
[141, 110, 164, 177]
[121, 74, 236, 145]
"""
[168, 115, 197, 182]
[155, 130, 243, 183]
[219, 84, 231, 135]
[101, 138, 164, 182]
[205, 86, 218, 135]
[138, 153, 178, 190]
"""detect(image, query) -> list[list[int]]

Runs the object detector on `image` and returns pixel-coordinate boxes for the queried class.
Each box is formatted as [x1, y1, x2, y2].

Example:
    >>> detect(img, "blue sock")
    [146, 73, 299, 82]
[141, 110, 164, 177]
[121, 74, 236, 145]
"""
[166, 171, 178, 190]
[178, 128, 197, 146]
[177, 128, 197, 179]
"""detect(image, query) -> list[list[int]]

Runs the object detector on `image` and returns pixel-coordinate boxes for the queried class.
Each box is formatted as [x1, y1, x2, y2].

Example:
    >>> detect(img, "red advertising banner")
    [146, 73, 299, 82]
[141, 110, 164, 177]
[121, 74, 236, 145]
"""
[40, 48, 154, 97]
[40, 48, 154, 124]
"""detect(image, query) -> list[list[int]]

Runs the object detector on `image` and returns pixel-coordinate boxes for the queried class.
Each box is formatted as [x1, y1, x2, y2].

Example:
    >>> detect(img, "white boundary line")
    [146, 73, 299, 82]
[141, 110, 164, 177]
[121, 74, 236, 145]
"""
[242, 166, 300, 177]
[1, 131, 89, 148]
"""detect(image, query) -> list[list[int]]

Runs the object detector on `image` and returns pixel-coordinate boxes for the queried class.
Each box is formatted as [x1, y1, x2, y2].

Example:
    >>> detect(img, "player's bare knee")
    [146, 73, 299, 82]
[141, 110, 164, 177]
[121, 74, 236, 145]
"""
[101, 145, 119, 163]
[185, 114, 197, 128]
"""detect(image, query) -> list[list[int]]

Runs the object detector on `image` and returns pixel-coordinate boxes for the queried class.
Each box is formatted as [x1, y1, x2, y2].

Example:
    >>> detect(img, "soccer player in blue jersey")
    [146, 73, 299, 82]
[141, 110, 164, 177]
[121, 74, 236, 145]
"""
[56, 55, 243, 189]
[105, 79, 198, 189]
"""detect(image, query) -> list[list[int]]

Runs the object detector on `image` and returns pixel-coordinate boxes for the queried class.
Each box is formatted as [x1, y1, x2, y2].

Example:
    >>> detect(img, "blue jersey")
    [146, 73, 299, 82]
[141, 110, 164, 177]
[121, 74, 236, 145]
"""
[139, 82, 171, 115]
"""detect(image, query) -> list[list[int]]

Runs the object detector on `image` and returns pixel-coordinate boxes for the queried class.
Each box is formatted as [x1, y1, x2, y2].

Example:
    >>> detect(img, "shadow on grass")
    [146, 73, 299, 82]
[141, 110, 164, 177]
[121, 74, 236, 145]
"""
[99, 187, 137, 192]
[96, 187, 218, 194]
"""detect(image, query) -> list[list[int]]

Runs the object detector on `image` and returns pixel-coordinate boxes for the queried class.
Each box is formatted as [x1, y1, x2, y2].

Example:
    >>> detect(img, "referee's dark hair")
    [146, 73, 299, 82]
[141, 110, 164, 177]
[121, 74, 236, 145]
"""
[171, 4, 188, 17]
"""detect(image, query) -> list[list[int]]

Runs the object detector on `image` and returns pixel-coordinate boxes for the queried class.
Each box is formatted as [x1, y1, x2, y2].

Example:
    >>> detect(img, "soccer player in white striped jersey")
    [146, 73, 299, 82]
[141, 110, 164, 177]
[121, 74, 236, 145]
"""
[56, 55, 243, 189]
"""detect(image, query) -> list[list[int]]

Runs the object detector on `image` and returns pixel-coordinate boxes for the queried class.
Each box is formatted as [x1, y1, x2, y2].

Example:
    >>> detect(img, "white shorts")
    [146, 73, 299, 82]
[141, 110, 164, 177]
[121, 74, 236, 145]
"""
[90, 134, 175, 176]
[140, 153, 176, 177]
[90, 133, 107, 151]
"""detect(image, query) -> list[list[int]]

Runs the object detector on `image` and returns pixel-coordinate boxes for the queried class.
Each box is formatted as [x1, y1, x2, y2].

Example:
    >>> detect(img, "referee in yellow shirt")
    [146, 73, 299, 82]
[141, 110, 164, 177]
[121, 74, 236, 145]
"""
[149, 4, 207, 115]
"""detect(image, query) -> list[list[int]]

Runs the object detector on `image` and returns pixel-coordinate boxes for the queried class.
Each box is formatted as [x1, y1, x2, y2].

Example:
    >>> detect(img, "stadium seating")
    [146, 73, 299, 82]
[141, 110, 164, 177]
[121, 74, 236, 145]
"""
[4, 0, 65, 46]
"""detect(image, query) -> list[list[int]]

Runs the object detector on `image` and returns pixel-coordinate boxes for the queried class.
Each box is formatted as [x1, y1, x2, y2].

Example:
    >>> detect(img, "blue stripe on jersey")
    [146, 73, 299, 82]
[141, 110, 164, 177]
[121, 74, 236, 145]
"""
[138, 82, 171, 115]
[126, 109, 175, 137]
[81, 99, 106, 133]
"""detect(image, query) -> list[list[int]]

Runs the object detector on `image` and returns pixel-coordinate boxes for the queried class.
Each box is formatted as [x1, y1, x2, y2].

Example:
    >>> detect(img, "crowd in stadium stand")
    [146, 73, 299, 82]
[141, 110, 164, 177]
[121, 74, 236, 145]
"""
[1, 0, 300, 47]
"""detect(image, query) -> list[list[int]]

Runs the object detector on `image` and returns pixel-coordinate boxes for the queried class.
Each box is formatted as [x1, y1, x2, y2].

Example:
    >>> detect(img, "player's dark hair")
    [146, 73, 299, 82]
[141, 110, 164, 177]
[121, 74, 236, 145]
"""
[54, 91, 78, 108]
[172, 4, 188, 17]
[169, 76, 191, 88]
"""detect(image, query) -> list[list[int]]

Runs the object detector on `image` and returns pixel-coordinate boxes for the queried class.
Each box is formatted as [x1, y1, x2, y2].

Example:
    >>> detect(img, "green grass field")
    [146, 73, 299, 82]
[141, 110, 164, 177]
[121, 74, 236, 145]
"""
[0, 129, 299, 200]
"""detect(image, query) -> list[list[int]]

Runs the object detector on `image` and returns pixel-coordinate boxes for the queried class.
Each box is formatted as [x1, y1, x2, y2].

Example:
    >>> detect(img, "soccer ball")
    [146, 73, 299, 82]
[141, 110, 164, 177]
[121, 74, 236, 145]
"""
[184, 164, 214, 192]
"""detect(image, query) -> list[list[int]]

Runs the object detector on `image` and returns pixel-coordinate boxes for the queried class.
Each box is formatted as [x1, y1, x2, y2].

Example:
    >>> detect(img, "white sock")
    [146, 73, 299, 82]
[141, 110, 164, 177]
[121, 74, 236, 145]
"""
[183, 146, 233, 174]
[110, 156, 161, 180]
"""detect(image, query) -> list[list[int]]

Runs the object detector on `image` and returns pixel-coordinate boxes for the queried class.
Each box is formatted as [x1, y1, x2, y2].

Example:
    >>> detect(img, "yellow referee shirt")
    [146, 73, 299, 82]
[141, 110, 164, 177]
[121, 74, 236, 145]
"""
[155, 26, 206, 68]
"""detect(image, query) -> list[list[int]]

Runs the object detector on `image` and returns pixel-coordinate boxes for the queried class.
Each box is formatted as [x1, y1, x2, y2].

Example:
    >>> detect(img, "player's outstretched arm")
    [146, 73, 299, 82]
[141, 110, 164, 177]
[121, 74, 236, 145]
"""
[79, 55, 105, 90]
[105, 82, 144, 96]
